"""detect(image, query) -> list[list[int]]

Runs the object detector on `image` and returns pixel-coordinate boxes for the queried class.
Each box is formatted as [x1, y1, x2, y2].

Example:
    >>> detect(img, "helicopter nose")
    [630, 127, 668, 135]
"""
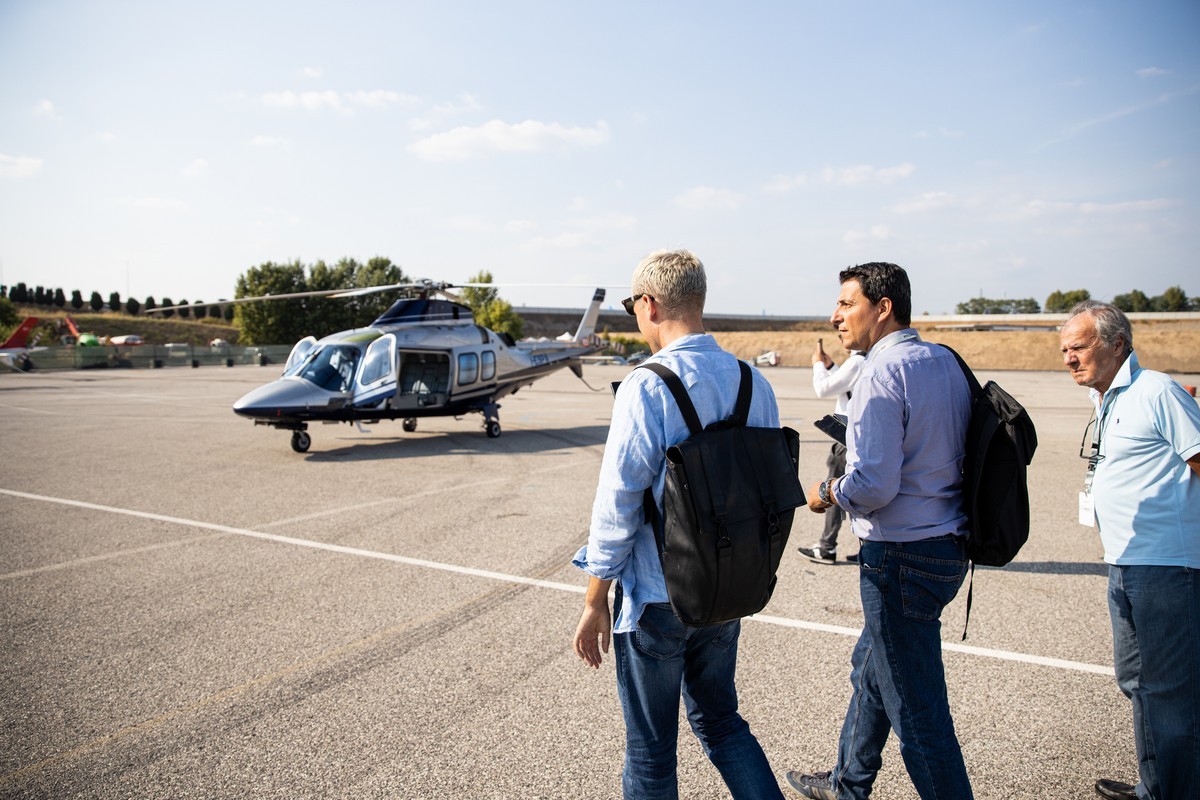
[232, 378, 318, 418]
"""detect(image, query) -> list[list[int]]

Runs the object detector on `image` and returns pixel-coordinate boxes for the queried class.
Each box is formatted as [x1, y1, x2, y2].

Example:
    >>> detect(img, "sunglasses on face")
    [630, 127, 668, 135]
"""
[621, 293, 652, 315]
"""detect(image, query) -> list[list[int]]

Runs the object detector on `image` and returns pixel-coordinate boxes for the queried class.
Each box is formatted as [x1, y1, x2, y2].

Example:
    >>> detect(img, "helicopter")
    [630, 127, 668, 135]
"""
[157, 280, 607, 453]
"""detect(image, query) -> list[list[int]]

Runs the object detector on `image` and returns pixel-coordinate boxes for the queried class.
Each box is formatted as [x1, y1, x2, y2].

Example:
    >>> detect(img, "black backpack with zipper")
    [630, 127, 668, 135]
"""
[639, 360, 804, 626]
[941, 346, 1038, 639]
[941, 346, 1038, 567]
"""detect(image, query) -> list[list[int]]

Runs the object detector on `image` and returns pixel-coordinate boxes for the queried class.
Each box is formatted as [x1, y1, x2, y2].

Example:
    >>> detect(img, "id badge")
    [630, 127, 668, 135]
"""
[1078, 491, 1095, 527]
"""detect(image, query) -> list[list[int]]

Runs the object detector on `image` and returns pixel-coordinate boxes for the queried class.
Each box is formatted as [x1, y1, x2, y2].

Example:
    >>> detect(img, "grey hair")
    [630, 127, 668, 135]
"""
[1067, 300, 1133, 354]
[631, 249, 707, 317]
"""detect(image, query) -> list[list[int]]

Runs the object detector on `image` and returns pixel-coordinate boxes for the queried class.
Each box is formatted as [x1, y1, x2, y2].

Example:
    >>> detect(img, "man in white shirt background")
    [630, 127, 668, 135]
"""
[797, 338, 865, 565]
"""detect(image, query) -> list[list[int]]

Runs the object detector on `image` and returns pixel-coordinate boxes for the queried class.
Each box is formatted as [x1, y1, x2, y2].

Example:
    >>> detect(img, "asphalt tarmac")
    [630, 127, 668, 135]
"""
[3, 362, 1196, 799]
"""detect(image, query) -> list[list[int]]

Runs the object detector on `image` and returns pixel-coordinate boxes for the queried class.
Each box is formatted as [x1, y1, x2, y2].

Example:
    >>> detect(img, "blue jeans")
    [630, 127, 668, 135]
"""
[612, 594, 784, 800]
[833, 535, 973, 800]
[1108, 565, 1200, 800]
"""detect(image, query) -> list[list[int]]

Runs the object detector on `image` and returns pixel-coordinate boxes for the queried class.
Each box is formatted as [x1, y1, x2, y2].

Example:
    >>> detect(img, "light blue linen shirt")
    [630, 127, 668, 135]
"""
[1089, 351, 1200, 566]
[830, 329, 971, 542]
[572, 333, 782, 634]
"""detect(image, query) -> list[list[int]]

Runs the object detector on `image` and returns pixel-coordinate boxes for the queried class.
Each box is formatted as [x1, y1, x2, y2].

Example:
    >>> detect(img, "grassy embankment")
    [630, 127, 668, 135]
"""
[3, 309, 239, 347]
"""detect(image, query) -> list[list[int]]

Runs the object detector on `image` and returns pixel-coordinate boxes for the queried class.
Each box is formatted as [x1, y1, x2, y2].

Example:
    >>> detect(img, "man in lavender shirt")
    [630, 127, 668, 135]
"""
[786, 263, 975, 800]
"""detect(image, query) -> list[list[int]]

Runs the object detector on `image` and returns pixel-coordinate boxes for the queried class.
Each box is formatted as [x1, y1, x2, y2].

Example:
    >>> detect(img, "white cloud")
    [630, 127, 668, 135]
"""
[409, 93, 483, 131]
[938, 239, 990, 256]
[1078, 199, 1177, 214]
[1153, 159, 1172, 170]
[33, 99, 60, 119]
[181, 158, 209, 177]
[914, 127, 965, 140]
[345, 89, 417, 108]
[409, 119, 610, 161]
[522, 212, 637, 250]
[249, 135, 289, 147]
[842, 224, 890, 245]
[299, 66, 323, 78]
[114, 196, 186, 210]
[1036, 84, 1200, 149]
[260, 89, 415, 113]
[822, 163, 915, 186]
[505, 219, 539, 234]
[263, 90, 344, 112]
[674, 186, 745, 211]
[1136, 67, 1169, 78]
[1002, 196, 1177, 221]
[893, 191, 957, 214]
[524, 232, 590, 249]
[762, 173, 807, 193]
[0, 153, 43, 178]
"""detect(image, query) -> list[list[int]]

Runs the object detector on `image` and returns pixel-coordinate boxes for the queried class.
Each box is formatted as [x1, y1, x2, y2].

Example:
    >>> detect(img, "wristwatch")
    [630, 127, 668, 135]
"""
[818, 478, 835, 507]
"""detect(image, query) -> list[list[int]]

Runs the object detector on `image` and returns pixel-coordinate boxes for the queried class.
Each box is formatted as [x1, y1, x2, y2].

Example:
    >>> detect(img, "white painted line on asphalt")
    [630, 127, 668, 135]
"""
[0, 488, 585, 595]
[749, 614, 1116, 676]
[1, 487, 1115, 677]
[0, 533, 230, 580]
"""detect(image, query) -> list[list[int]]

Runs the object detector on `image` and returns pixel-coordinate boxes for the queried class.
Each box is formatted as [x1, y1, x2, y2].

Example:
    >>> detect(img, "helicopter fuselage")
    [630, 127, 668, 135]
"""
[231, 293, 603, 451]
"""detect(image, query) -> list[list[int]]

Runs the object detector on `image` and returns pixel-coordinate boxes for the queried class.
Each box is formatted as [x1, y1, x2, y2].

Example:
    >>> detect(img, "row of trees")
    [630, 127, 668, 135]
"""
[232, 258, 523, 344]
[1, 283, 236, 321]
[2, 258, 526, 345]
[956, 286, 1193, 314]
[233, 257, 405, 345]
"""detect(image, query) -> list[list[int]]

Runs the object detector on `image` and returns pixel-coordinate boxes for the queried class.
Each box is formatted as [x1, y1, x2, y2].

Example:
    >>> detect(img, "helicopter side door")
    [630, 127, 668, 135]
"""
[352, 333, 398, 408]
[394, 350, 451, 410]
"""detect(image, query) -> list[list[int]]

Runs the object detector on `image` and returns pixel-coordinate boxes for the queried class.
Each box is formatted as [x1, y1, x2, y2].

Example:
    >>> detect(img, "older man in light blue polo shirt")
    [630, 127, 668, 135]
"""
[1060, 300, 1200, 800]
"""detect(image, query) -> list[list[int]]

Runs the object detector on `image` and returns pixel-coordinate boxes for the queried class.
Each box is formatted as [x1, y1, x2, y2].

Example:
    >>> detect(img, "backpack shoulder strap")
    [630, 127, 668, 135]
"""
[639, 358, 754, 432]
[638, 362, 703, 435]
[731, 359, 753, 426]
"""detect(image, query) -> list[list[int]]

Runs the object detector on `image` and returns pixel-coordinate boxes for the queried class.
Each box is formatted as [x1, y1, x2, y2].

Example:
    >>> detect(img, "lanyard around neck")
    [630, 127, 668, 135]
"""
[868, 331, 918, 358]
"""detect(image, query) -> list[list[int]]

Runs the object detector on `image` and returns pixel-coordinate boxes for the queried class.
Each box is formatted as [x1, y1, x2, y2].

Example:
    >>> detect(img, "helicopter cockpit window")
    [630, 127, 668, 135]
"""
[359, 342, 391, 386]
[299, 345, 360, 393]
[457, 352, 479, 385]
[481, 350, 496, 381]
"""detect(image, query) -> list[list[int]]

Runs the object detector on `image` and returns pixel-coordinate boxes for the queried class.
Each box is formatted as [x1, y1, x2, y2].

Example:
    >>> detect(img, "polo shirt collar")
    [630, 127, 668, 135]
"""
[1090, 350, 1140, 406]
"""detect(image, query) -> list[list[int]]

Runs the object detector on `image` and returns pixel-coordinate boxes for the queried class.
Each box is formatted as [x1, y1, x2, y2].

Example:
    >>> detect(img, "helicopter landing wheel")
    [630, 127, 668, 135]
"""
[485, 419, 501, 438]
[291, 430, 311, 453]
[402, 418, 417, 433]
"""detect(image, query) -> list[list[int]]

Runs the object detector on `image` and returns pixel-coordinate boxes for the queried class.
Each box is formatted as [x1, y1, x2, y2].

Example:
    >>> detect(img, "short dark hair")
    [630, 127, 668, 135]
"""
[839, 262, 912, 326]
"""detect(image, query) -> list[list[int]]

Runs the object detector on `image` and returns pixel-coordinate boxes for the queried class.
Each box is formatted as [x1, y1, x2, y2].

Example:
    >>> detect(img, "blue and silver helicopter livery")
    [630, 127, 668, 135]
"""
[230, 282, 606, 452]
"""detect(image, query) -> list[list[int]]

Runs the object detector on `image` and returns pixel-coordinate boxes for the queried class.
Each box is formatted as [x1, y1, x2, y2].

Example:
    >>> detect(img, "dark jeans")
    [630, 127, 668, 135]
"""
[833, 535, 973, 800]
[819, 442, 848, 552]
[1108, 565, 1200, 800]
[612, 595, 783, 800]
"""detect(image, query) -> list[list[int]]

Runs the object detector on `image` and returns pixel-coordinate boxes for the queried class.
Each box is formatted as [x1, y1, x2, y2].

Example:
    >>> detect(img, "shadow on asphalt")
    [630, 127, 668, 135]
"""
[980, 560, 1109, 576]
[300, 424, 613, 461]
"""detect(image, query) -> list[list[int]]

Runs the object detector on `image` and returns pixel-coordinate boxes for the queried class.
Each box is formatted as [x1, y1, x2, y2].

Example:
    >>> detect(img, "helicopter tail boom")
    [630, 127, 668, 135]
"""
[571, 289, 605, 342]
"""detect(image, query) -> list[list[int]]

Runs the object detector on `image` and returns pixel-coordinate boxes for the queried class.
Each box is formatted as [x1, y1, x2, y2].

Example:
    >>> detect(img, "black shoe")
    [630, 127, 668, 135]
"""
[785, 770, 837, 800]
[846, 551, 858, 564]
[797, 545, 836, 564]
[1095, 778, 1138, 800]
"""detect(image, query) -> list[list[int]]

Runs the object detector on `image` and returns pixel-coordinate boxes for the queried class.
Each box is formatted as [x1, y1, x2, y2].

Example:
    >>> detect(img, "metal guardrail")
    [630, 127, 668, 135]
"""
[2, 344, 295, 373]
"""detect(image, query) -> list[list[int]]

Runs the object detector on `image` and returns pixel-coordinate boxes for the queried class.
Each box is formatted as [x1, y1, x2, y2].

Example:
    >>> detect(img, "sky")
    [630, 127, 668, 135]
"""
[1, 0, 1197, 317]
